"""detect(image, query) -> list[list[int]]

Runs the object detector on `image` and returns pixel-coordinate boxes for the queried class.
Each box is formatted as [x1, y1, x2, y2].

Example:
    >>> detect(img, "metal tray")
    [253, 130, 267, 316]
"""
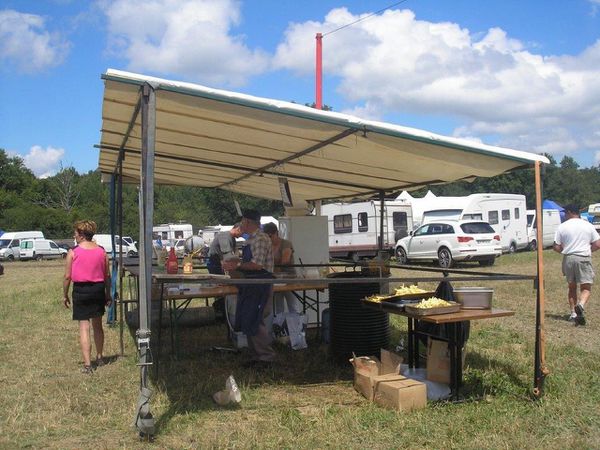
[404, 301, 461, 316]
[361, 293, 436, 313]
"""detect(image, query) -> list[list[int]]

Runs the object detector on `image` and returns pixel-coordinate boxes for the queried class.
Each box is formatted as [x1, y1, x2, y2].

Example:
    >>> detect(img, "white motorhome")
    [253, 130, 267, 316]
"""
[93, 234, 137, 256]
[0, 231, 45, 260]
[153, 223, 193, 247]
[19, 239, 65, 260]
[588, 203, 600, 233]
[420, 193, 528, 253]
[526, 209, 561, 250]
[321, 200, 413, 260]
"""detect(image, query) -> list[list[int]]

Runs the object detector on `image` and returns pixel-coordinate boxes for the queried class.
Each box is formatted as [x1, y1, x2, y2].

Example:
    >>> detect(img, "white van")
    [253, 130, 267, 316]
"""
[0, 231, 45, 260]
[93, 234, 136, 257]
[321, 200, 413, 260]
[526, 209, 562, 250]
[19, 239, 65, 260]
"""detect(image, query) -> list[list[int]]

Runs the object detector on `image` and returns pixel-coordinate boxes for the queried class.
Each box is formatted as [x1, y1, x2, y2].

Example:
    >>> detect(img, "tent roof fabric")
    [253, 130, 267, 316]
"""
[98, 69, 549, 204]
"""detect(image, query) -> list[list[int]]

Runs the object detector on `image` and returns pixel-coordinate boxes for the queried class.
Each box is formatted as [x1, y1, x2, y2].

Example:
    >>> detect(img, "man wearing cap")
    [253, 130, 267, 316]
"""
[223, 209, 276, 365]
[553, 204, 600, 325]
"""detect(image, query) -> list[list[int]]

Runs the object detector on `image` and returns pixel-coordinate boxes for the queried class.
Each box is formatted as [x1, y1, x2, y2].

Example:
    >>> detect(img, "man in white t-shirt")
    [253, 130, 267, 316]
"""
[553, 204, 600, 325]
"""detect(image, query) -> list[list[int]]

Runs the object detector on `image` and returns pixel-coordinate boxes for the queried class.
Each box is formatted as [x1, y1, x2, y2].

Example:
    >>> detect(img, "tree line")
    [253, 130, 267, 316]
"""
[1, 148, 599, 239]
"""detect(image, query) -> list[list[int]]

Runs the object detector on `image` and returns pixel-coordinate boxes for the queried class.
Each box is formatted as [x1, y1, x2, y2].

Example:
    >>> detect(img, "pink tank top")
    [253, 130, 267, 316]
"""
[71, 246, 107, 282]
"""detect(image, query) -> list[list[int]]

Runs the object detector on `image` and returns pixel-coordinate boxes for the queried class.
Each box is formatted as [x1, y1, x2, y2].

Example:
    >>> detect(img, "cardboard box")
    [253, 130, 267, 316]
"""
[351, 355, 381, 400]
[350, 349, 404, 400]
[373, 374, 427, 412]
[426, 338, 466, 384]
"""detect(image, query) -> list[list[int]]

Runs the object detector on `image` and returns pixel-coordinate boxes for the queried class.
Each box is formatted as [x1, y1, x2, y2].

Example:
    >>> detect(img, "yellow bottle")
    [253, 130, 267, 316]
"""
[183, 254, 193, 274]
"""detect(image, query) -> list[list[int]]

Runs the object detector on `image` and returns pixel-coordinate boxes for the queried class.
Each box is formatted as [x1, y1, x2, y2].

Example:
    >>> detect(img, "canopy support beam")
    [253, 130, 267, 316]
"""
[533, 160, 548, 398]
[217, 128, 358, 189]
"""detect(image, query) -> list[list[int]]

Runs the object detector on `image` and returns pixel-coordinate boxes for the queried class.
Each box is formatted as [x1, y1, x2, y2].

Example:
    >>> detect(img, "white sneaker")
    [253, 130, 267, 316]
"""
[568, 312, 577, 321]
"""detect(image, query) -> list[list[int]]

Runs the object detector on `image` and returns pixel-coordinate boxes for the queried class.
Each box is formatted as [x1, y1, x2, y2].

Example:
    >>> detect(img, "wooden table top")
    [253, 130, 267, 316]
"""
[401, 308, 515, 324]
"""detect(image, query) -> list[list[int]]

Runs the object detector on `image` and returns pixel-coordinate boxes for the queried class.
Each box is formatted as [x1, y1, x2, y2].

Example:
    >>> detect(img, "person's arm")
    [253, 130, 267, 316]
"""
[592, 239, 600, 252]
[280, 247, 293, 266]
[63, 250, 74, 308]
[553, 242, 563, 253]
[104, 253, 112, 305]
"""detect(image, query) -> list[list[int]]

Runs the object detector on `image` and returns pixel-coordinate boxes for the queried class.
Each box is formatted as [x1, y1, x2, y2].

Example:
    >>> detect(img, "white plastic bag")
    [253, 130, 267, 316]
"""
[212, 375, 242, 406]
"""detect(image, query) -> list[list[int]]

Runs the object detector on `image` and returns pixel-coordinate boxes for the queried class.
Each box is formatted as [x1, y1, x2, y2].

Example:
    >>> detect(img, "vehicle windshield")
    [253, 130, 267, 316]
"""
[460, 222, 495, 234]
[527, 214, 535, 227]
[0, 239, 11, 248]
[593, 216, 600, 224]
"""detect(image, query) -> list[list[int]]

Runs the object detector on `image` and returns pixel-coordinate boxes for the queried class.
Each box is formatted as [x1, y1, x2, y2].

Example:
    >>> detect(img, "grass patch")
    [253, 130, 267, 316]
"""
[1, 252, 600, 448]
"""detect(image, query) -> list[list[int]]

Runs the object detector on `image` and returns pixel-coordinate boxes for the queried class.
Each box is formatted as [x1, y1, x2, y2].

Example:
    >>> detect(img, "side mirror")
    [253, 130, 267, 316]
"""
[409, 231, 414, 236]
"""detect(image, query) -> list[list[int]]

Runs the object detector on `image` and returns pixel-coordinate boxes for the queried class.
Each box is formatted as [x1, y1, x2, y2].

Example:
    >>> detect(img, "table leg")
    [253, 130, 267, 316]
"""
[407, 317, 414, 368]
[446, 322, 459, 400]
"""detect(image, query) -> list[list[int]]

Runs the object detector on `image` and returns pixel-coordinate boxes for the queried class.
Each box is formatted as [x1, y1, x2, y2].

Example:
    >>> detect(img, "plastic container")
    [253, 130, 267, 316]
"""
[166, 247, 179, 274]
[453, 287, 493, 309]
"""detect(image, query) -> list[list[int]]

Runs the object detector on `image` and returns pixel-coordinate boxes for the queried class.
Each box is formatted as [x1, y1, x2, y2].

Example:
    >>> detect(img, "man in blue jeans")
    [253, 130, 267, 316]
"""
[223, 209, 275, 365]
[553, 204, 600, 325]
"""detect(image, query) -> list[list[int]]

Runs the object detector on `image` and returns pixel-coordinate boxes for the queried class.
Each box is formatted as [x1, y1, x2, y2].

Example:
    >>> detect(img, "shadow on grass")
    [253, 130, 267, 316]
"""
[126, 320, 356, 433]
[462, 350, 530, 398]
[545, 312, 571, 322]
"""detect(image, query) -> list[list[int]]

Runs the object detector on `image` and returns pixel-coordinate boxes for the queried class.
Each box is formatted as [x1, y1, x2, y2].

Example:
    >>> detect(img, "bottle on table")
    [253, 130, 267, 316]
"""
[166, 247, 179, 274]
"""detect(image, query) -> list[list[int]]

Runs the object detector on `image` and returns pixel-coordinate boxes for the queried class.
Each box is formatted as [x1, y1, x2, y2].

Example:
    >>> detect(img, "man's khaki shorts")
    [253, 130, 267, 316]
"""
[562, 254, 595, 285]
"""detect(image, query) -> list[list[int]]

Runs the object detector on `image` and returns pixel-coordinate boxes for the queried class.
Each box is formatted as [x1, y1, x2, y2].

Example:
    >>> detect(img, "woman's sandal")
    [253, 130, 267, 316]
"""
[80, 365, 94, 374]
[95, 357, 106, 368]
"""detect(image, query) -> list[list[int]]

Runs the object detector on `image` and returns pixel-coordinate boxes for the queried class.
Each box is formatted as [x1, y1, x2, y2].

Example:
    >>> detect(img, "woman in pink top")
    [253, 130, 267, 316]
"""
[63, 220, 111, 374]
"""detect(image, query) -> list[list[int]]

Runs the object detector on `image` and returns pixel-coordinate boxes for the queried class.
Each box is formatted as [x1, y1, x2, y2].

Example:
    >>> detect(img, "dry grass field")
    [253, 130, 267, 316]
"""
[1, 251, 600, 449]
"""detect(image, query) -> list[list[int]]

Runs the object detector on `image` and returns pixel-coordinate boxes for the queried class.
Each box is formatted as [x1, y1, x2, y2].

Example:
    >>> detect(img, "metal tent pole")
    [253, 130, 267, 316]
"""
[379, 190, 385, 252]
[107, 174, 117, 324]
[533, 160, 549, 397]
[134, 82, 156, 439]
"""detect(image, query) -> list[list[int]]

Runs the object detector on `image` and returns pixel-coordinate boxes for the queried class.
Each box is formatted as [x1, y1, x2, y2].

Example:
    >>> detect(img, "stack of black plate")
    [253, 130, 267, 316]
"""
[328, 271, 389, 363]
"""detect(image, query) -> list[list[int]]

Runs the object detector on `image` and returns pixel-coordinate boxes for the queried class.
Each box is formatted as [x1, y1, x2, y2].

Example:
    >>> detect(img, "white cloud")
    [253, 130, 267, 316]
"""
[273, 7, 600, 163]
[98, 0, 269, 87]
[0, 9, 71, 73]
[595, 151, 600, 166]
[22, 145, 65, 178]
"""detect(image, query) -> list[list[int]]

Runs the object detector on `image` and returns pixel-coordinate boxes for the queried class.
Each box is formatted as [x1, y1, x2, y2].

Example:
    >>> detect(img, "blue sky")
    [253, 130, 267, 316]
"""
[1, 0, 600, 178]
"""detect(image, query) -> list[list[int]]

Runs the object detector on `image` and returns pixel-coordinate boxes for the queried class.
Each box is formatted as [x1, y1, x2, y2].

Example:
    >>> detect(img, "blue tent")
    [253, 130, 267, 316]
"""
[542, 199, 565, 222]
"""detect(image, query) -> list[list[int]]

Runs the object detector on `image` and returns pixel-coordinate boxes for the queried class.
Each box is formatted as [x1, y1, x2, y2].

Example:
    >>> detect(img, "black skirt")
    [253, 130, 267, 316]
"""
[72, 282, 106, 320]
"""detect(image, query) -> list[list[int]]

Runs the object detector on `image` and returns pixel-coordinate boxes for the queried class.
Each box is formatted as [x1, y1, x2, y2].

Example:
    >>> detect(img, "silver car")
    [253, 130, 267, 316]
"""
[395, 220, 502, 268]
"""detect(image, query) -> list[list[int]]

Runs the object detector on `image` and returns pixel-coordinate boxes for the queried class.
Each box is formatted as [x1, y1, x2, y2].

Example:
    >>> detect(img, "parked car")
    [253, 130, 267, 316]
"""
[166, 239, 186, 256]
[395, 220, 502, 268]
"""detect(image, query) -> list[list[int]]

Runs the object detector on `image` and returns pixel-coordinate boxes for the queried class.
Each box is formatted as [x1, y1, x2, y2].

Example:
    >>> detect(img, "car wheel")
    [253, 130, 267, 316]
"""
[528, 240, 537, 251]
[351, 252, 361, 263]
[396, 247, 408, 264]
[438, 247, 453, 268]
[478, 258, 495, 267]
[508, 242, 517, 253]
[7, 254, 14, 261]
[35, 254, 43, 261]
[127, 251, 136, 257]
[61, 253, 67, 259]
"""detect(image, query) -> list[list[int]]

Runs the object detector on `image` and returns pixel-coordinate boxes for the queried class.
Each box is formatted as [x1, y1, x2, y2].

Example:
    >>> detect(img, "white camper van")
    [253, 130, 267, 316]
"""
[321, 200, 413, 260]
[526, 209, 561, 250]
[0, 231, 45, 260]
[153, 223, 193, 248]
[19, 239, 65, 260]
[421, 194, 528, 253]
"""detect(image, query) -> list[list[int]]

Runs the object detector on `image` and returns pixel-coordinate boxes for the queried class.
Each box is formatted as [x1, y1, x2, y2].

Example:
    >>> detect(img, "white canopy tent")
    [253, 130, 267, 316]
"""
[97, 69, 550, 437]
